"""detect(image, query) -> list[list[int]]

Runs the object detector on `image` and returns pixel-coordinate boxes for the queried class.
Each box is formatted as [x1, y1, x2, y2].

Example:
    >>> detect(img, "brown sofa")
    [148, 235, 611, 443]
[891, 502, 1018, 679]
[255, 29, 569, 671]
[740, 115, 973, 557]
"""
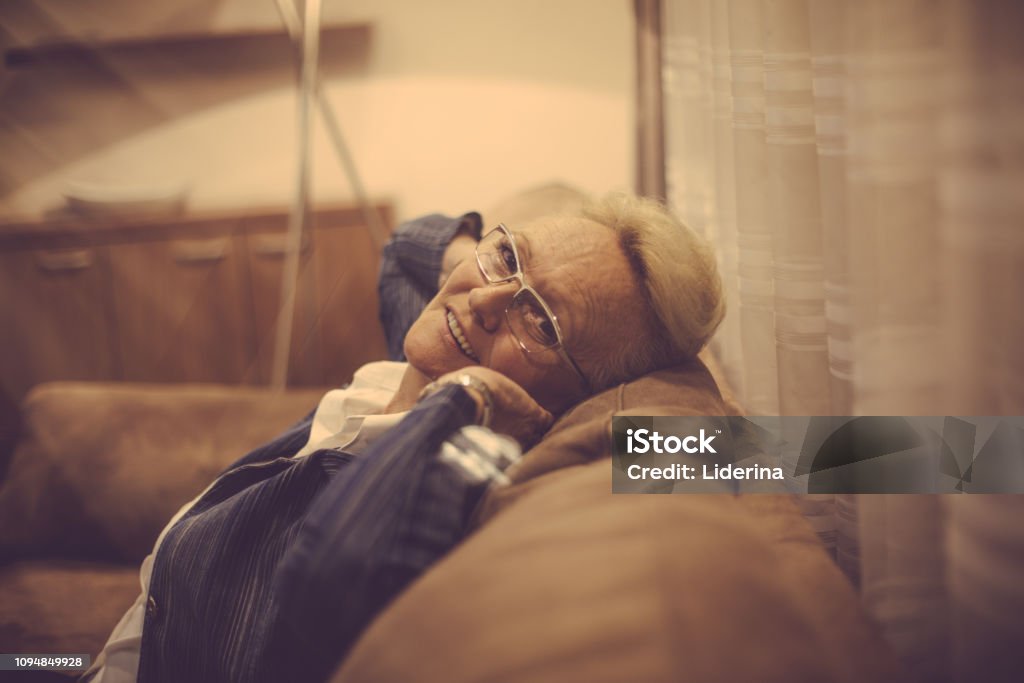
[0, 354, 906, 682]
[0, 382, 325, 665]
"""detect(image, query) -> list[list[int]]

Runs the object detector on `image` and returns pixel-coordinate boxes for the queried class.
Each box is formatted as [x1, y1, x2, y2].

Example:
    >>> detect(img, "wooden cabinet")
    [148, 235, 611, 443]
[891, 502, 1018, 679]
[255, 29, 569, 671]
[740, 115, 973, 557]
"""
[108, 234, 254, 383]
[0, 245, 119, 396]
[311, 224, 388, 387]
[0, 202, 393, 452]
[239, 210, 392, 387]
[243, 218, 322, 387]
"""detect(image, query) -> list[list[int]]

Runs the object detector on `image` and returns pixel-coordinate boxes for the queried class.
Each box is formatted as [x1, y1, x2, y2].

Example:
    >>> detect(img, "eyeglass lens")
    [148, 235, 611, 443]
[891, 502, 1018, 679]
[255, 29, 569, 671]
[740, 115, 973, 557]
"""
[509, 290, 560, 349]
[479, 230, 518, 280]
[478, 229, 560, 351]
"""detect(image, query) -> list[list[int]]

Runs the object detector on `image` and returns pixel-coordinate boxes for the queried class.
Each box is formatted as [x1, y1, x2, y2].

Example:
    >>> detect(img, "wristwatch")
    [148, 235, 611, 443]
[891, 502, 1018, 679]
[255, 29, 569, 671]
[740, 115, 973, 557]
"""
[419, 373, 493, 427]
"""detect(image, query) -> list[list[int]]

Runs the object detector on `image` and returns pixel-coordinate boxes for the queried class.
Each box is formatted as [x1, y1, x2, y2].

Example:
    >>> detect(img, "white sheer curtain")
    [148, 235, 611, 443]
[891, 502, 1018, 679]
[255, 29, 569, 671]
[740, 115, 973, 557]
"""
[662, 1, 1024, 681]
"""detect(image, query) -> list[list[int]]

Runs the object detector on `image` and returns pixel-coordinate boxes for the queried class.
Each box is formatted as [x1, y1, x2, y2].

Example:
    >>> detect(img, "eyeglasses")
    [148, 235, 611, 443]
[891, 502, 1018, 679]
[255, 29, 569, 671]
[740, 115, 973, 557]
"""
[475, 224, 591, 392]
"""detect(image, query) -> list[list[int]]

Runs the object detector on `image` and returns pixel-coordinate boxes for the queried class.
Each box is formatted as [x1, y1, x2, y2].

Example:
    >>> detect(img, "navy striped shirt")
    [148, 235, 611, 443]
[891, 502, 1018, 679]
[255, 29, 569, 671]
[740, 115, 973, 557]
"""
[133, 212, 493, 683]
[135, 384, 484, 683]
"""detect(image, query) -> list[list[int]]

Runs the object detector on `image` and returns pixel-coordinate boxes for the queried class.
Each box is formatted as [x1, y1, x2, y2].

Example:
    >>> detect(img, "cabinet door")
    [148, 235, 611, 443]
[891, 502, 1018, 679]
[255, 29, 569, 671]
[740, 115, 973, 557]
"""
[107, 235, 254, 383]
[244, 219, 389, 388]
[0, 245, 118, 401]
[312, 223, 389, 386]
[243, 228, 323, 386]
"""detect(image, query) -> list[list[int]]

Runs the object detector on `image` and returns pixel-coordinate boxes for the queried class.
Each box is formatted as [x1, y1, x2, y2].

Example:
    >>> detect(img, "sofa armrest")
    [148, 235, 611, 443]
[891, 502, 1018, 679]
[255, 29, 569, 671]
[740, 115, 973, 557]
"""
[0, 382, 324, 564]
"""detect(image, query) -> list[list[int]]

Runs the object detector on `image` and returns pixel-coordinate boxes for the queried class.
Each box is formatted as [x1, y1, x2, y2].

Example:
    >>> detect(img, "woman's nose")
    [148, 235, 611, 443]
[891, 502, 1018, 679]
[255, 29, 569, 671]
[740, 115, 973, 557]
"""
[468, 282, 516, 333]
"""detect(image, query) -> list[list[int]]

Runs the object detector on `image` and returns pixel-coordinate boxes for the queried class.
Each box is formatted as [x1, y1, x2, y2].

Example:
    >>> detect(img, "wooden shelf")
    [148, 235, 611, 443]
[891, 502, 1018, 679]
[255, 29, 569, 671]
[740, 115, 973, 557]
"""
[0, 201, 392, 250]
[5, 22, 371, 68]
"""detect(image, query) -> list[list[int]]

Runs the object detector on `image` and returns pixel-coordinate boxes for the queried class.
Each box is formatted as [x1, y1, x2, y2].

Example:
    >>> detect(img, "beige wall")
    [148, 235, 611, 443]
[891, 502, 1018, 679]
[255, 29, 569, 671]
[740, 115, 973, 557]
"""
[0, 0, 634, 221]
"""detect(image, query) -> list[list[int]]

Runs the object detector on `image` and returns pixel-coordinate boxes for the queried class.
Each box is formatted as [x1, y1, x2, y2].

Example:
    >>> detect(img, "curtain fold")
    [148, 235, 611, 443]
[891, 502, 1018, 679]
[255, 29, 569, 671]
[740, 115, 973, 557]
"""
[662, 2, 1024, 681]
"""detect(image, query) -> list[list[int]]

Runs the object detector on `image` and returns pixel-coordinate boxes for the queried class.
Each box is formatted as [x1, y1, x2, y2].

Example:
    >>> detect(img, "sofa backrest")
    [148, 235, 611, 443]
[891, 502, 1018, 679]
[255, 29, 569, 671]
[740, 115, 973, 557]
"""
[333, 357, 904, 683]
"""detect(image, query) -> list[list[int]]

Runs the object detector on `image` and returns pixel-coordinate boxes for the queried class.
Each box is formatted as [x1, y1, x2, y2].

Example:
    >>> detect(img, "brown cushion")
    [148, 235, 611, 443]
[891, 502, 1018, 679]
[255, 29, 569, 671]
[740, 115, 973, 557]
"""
[0, 382, 322, 563]
[334, 461, 904, 683]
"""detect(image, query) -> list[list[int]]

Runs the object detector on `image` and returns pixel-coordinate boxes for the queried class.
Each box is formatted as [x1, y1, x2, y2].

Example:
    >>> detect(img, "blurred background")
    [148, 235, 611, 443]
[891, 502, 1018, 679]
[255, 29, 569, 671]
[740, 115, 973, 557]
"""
[1, 2, 1024, 681]
[0, 0, 633, 220]
[0, 0, 639, 458]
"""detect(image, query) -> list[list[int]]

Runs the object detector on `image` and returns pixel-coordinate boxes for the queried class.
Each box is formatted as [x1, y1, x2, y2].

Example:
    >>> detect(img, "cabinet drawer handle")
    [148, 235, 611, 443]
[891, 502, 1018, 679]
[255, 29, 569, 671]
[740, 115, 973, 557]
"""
[252, 233, 310, 257]
[172, 239, 229, 264]
[36, 249, 94, 271]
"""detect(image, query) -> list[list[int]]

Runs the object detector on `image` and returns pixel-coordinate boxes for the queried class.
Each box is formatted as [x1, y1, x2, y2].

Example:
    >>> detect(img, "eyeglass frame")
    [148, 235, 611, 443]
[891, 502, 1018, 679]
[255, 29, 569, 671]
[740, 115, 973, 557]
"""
[474, 223, 591, 393]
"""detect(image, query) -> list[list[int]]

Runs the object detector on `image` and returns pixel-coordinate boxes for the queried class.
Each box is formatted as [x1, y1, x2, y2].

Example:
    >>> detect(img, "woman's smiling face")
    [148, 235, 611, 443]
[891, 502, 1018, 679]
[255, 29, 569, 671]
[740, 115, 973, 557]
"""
[403, 216, 645, 415]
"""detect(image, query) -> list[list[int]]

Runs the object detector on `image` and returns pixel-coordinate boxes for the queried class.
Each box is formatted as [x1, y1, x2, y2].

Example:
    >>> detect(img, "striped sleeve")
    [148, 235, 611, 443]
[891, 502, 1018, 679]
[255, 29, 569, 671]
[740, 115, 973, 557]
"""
[271, 384, 487, 680]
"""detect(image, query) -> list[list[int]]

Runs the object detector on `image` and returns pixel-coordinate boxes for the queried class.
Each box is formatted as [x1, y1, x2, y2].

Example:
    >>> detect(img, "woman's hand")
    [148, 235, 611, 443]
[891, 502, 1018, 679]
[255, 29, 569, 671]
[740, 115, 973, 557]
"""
[433, 367, 553, 449]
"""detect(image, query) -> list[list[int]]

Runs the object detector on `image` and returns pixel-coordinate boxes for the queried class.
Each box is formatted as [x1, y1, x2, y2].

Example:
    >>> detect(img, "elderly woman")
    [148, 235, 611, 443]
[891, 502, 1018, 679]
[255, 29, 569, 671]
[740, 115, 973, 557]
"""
[86, 193, 724, 683]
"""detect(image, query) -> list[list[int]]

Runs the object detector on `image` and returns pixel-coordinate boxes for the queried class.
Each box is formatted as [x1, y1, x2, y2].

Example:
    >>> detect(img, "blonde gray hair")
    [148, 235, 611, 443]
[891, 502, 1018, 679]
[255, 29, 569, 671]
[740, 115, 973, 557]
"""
[579, 193, 725, 390]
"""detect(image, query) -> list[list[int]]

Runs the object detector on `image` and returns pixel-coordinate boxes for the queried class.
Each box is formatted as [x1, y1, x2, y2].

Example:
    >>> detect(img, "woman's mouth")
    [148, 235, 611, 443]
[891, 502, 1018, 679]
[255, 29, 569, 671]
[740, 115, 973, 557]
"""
[446, 309, 479, 362]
